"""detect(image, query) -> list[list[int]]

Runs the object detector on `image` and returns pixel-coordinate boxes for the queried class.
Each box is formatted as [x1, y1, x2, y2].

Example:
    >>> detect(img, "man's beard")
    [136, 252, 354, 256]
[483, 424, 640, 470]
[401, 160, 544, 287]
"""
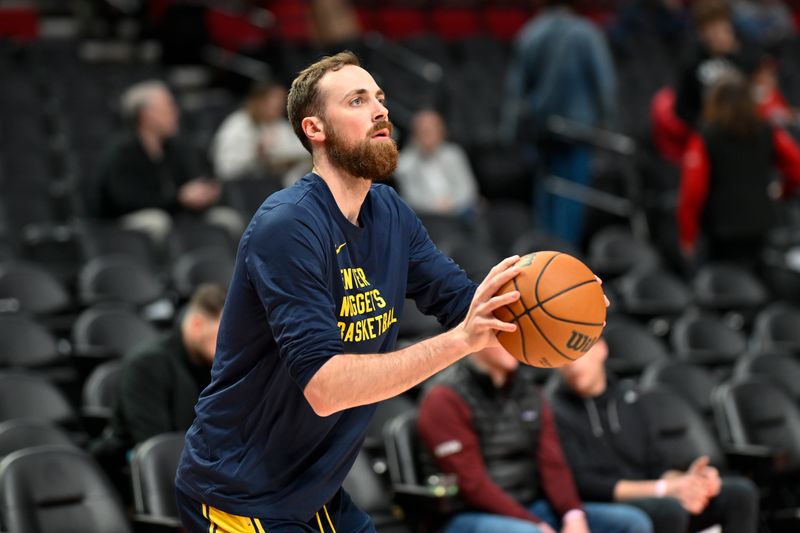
[325, 119, 399, 182]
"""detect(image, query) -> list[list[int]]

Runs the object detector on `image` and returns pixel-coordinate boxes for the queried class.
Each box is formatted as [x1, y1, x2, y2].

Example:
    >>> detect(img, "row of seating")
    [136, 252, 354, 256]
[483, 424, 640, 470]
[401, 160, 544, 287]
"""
[7, 347, 800, 533]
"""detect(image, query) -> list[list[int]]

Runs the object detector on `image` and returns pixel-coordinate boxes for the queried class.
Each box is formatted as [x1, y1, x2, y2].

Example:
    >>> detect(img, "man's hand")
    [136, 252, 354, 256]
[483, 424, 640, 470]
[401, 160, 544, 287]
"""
[666, 474, 709, 514]
[536, 522, 557, 533]
[688, 456, 721, 498]
[560, 511, 590, 533]
[179, 178, 222, 210]
[453, 255, 521, 354]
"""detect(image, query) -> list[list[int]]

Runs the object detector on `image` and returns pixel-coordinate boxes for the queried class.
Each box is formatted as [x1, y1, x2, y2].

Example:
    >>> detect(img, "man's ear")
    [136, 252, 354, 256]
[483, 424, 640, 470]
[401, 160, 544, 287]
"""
[302, 116, 325, 144]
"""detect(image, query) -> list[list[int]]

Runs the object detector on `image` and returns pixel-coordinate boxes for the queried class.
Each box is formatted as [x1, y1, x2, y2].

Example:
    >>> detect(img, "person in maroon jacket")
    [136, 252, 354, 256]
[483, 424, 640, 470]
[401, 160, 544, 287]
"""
[678, 71, 800, 264]
[417, 348, 653, 533]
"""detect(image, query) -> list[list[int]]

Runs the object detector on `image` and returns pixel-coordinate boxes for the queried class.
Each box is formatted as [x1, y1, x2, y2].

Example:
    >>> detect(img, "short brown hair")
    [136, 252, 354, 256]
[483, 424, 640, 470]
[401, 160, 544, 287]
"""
[692, 0, 730, 29]
[702, 72, 759, 136]
[187, 283, 227, 319]
[287, 51, 361, 152]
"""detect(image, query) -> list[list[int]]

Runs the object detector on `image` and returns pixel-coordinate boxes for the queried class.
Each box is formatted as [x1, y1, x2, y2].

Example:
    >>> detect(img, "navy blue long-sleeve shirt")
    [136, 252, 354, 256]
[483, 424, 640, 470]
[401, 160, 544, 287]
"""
[176, 173, 476, 520]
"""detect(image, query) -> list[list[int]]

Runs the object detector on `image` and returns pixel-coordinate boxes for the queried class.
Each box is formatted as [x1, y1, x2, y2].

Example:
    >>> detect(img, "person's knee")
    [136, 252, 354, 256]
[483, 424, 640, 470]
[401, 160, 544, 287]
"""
[622, 506, 654, 533]
[720, 477, 759, 504]
[650, 498, 689, 533]
[718, 476, 759, 516]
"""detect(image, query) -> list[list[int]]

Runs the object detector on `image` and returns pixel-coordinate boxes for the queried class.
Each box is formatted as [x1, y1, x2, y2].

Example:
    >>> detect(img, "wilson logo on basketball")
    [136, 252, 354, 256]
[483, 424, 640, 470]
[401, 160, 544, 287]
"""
[565, 331, 597, 353]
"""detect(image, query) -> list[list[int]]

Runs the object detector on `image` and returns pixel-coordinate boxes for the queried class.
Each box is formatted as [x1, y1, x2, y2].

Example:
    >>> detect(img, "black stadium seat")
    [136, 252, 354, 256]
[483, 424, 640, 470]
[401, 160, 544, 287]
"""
[693, 263, 768, 315]
[0, 419, 76, 459]
[604, 317, 670, 377]
[171, 248, 234, 299]
[0, 261, 70, 316]
[72, 305, 159, 361]
[639, 386, 726, 471]
[641, 360, 720, 428]
[751, 303, 800, 355]
[130, 432, 185, 526]
[0, 445, 132, 533]
[735, 352, 800, 406]
[671, 313, 747, 368]
[78, 255, 165, 307]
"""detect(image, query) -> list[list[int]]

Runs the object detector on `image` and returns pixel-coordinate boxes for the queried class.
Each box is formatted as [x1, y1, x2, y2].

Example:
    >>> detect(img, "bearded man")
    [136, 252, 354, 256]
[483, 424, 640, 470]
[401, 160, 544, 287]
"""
[175, 51, 527, 533]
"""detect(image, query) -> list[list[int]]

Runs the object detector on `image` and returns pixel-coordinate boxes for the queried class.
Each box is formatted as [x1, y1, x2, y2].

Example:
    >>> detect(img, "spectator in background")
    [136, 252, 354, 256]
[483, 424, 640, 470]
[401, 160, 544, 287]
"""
[731, 0, 795, 48]
[609, 0, 688, 53]
[677, 72, 800, 264]
[504, 0, 618, 248]
[91, 80, 243, 245]
[395, 110, 480, 223]
[211, 82, 310, 187]
[674, 0, 761, 128]
[418, 348, 654, 533]
[550, 339, 759, 533]
[92, 284, 225, 463]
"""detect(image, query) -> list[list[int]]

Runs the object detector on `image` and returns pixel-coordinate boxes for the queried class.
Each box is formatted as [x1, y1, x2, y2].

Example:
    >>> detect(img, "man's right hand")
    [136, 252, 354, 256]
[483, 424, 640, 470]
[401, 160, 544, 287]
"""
[666, 474, 710, 514]
[536, 523, 557, 533]
[452, 255, 521, 354]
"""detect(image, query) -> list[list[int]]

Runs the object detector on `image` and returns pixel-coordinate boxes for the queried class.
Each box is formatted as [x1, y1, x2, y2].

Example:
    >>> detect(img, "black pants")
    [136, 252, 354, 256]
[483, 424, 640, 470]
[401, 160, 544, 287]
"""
[628, 476, 759, 533]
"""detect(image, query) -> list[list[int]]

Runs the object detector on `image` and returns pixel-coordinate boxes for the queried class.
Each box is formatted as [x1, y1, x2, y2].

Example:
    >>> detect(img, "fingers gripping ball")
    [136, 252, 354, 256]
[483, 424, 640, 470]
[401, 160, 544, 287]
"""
[494, 252, 606, 368]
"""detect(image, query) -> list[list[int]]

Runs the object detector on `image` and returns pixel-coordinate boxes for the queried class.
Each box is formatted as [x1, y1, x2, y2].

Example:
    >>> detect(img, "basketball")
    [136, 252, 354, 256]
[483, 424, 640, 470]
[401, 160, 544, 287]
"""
[494, 251, 606, 368]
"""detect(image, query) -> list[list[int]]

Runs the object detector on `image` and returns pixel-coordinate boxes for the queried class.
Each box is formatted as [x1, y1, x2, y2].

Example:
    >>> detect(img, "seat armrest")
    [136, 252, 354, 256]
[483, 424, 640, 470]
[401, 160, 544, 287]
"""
[393, 483, 461, 516]
[132, 513, 183, 533]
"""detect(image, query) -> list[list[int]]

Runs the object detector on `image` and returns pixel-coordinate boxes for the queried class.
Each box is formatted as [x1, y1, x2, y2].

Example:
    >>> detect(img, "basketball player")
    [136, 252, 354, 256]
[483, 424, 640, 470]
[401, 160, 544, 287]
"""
[175, 51, 525, 532]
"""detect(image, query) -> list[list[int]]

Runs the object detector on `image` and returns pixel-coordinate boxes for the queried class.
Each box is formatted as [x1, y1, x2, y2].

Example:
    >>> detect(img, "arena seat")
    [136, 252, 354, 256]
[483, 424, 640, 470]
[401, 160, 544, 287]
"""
[0, 445, 132, 533]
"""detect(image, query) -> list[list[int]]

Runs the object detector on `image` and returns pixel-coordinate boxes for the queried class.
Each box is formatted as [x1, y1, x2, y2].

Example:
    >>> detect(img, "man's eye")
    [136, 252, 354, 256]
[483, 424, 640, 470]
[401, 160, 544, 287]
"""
[351, 97, 362, 106]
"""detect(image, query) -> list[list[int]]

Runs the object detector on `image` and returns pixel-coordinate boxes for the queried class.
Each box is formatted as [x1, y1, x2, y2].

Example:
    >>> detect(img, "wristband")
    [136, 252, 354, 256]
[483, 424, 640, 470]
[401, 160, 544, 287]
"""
[563, 509, 585, 522]
[655, 479, 668, 498]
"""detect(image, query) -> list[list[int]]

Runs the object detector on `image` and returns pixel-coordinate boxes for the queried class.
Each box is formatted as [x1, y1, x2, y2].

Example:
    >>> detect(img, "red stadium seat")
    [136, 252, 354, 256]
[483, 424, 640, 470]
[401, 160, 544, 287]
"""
[375, 7, 427, 40]
[484, 7, 531, 40]
[431, 8, 480, 41]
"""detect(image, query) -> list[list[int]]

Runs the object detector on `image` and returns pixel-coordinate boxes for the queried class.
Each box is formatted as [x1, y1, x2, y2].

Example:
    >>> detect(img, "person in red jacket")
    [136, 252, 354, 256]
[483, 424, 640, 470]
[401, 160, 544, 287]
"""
[677, 71, 800, 263]
[417, 348, 653, 533]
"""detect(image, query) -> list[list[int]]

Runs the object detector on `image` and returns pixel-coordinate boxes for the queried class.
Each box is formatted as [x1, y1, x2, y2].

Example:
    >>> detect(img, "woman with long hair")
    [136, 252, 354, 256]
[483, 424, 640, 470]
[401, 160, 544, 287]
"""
[677, 72, 800, 263]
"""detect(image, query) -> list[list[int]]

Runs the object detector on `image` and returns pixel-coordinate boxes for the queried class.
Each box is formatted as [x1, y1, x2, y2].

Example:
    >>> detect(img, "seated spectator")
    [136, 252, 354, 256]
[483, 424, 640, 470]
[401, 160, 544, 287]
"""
[211, 82, 310, 186]
[731, 0, 795, 47]
[677, 72, 800, 264]
[417, 348, 654, 533]
[90, 80, 243, 244]
[395, 110, 480, 222]
[101, 283, 225, 454]
[550, 339, 759, 533]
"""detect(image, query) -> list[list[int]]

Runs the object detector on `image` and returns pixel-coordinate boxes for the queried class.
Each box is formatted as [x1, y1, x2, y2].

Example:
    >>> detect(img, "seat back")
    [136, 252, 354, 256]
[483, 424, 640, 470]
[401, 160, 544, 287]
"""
[0, 372, 77, 427]
[617, 270, 692, 317]
[78, 255, 164, 307]
[714, 379, 800, 469]
[752, 303, 800, 354]
[0, 316, 60, 368]
[0, 261, 70, 315]
[734, 352, 800, 405]
[0, 420, 75, 458]
[384, 411, 441, 487]
[641, 360, 718, 423]
[342, 449, 396, 520]
[0, 445, 132, 533]
[604, 317, 670, 376]
[82, 361, 123, 416]
[639, 386, 726, 470]
[671, 313, 747, 366]
[171, 249, 234, 299]
[587, 226, 660, 280]
[692, 263, 767, 312]
[130, 432, 185, 518]
[72, 306, 158, 359]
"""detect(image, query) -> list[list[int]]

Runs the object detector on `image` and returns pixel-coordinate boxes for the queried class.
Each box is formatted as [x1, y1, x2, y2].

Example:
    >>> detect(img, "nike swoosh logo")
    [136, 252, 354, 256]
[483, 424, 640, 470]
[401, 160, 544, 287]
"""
[335, 243, 347, 254]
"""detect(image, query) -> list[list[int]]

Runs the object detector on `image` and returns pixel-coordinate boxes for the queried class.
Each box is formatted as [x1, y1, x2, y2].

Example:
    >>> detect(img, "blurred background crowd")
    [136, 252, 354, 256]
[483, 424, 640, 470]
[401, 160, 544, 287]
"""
[5, 0, 800, 532]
